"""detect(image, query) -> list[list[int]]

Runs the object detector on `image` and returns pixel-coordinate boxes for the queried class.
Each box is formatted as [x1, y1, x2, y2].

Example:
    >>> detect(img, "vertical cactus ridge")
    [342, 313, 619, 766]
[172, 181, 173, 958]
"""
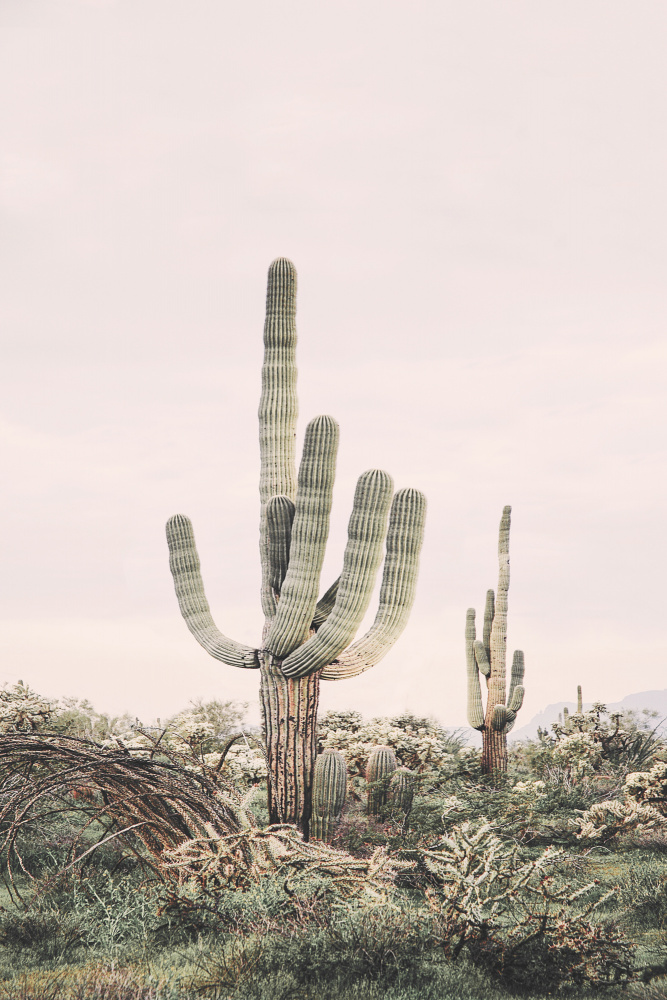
[266, 494, 295, 595]
[281, 469, 393, 679]
[166, 515, 259, 669]
[319, 487, 427, 681]
[311, 577, 340, 630]
[310, 748, 348, 842]
[266, 415, 339, 658]
[466, 608, 485, 731]
[367, 745, 397, 817]
[259, 258, 299, 617]
[577, 684, 583, 714]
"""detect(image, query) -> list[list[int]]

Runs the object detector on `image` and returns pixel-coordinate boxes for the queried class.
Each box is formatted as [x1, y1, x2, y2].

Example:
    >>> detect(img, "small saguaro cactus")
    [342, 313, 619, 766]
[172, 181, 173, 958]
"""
[577, 685, 583, 715]
[366, 745, 398, 817]
[166, 260, 426, 838]
[389, 767, 415, 818]
[466, 506, 525, 776]
[310, 749, 348, 842]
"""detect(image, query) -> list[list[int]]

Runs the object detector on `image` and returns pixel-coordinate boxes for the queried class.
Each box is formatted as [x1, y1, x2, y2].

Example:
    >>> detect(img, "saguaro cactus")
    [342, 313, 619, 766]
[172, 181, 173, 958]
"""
[366, 745, 398, 817]
[166, 259, 426, 836]
[466, 506, 525, 776]
[310, 749, 347, 842]
[389, 767, 415, 818]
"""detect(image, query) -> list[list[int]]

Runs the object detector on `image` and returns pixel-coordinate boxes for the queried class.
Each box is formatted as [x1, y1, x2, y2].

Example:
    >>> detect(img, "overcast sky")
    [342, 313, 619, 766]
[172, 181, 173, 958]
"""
[1, 0, 666, 729]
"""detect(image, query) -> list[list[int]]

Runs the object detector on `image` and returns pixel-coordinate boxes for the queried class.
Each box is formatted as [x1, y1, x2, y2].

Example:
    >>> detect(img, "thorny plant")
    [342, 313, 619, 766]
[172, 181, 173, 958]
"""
[418, 815, 635, 987]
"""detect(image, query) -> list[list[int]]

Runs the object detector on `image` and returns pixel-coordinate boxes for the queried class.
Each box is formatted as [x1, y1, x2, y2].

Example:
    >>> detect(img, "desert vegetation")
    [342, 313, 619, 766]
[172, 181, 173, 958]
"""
[1, 681, 667, 998]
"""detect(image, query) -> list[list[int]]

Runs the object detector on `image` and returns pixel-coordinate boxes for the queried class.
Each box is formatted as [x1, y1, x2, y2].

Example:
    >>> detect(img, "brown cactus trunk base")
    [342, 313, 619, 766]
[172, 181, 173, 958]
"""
[481, 726, 507, 778]
[259, 653, 320, 838]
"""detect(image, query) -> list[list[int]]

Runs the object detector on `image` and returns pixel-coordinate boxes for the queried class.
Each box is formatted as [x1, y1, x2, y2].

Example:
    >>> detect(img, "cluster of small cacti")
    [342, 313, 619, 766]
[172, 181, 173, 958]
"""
[308, 742, 416, 842]
[166, 259, 427, 837]
[466, 506, 525, 776]
[366, 745, 415, 821]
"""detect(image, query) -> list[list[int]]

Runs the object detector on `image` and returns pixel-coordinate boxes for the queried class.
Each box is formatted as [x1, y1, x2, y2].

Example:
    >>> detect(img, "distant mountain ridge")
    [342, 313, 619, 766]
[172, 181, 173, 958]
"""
[509, 689, 667, 743]
[461, 689, 667, 747]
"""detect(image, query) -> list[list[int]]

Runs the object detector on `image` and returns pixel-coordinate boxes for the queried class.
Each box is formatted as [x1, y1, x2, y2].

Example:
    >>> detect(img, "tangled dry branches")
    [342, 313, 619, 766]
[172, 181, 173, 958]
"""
[0, 732, 243, 898]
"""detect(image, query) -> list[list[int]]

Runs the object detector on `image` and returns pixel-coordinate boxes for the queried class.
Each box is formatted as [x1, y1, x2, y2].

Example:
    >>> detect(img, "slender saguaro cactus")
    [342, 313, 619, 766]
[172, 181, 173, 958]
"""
[466, 506, 525, 776]
[166, 259, 426, 837]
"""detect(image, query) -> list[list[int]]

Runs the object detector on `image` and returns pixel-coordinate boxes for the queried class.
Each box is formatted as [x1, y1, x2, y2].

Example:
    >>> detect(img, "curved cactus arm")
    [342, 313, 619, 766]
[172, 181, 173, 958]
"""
[482, 589, 494, 666]
[473, 640, 491, 679]
[318, 488, 426, 681]
[166, 515, 259, 669]
[508, 683, 525, 714]
[508, 650, 525, 704]
[466, 608, 485, 730]
[259, 258, 299, 618]
[266, 494, 295, 595]
[280, 470, 393, 679]
[266, 415, 339, 658]
[311, 577, 340, 630]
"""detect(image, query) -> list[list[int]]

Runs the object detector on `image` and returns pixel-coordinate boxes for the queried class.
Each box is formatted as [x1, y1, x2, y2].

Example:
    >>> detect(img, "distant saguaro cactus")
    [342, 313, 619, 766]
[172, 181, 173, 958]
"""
[466, 506, 525, 776]
[166, 260, 426, 837]
[310, 749, 347, 842]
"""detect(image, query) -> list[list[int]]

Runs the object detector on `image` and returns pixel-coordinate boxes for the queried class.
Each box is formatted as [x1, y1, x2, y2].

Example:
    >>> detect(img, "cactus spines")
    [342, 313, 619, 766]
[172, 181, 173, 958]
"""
[389, 767, 415, 817]
[366, 745, 398, 817]
[310, 749, 348, 842]
[166, 259, 426, 836]
[466, 506, 525, 777]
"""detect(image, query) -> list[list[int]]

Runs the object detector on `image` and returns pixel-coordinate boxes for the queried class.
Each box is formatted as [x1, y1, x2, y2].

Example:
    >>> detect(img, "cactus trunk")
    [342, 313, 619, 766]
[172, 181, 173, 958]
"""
[259, 653, 320, 835]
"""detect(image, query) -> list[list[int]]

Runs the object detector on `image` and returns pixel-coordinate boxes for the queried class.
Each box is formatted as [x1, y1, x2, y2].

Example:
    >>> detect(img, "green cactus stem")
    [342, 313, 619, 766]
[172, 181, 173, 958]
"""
[389, 767, 415, 817]
[166, 259, 426, 837]
[466, 506, 525, 777]
[366, 745, 397, 817]
[577, 685, 583, 714]
[310, 749, 348, 842]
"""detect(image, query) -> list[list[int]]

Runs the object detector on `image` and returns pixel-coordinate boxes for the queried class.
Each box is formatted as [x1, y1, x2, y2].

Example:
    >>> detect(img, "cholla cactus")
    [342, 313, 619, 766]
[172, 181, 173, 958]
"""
[310, 749, 347, 842]
[466, 507, 525, 776]
[0, 682, 53, 733]
[166, 260, 427, 836]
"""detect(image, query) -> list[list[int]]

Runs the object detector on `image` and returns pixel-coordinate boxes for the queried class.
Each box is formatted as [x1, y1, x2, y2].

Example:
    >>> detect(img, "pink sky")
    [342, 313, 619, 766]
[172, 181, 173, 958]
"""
[1, 0, 666, 727]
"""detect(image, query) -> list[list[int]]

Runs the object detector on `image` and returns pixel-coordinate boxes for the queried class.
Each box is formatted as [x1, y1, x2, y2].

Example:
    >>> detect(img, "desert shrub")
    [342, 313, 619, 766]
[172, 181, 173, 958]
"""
[420, 815, 635, 991]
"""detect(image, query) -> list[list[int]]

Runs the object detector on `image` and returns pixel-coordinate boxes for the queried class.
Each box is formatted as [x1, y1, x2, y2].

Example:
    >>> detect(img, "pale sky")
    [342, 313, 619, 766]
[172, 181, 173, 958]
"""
[1, 0, 666, 729]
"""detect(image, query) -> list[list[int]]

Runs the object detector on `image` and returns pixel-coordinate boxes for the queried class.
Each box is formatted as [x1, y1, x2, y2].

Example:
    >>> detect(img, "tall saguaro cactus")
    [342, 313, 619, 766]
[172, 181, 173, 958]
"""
[466, 506, 525, 776]
[166, 259, 426, 836]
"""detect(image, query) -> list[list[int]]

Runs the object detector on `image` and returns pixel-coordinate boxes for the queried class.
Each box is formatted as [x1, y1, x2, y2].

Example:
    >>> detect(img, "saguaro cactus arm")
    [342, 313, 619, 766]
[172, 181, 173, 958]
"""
[166, 515, 260, 669]
[319, 488, 427, 681]
[466, 609, 485, 730]
[280, 469, 393, 679]
[266, 415, 339, 658]
[259, 259, 299, 618]
[266, 494, 295, 596]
